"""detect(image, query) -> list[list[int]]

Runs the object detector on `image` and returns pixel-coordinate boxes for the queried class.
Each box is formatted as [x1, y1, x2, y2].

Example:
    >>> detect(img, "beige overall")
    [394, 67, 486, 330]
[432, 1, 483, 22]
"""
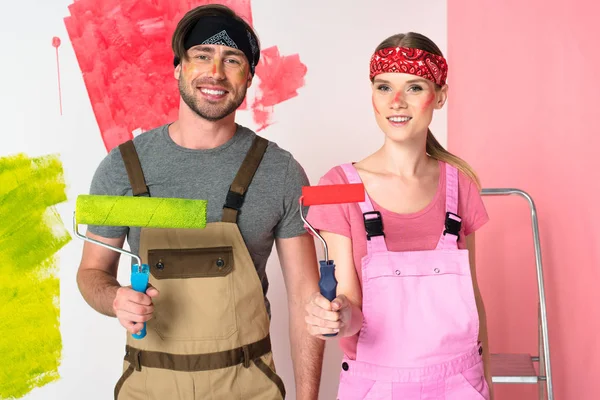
[113, 137, 285, 400]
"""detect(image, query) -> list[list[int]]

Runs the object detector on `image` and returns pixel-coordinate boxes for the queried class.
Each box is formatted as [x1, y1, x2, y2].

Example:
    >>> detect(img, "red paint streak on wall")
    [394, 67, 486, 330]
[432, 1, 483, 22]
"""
[52, 37, 62, 115]
[63, 0, 306, 152]
[251, 46, 307, 130]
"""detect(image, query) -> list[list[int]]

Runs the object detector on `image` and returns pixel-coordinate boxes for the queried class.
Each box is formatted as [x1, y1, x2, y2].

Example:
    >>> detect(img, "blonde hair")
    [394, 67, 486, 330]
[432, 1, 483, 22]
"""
[373, 32, 481, 188]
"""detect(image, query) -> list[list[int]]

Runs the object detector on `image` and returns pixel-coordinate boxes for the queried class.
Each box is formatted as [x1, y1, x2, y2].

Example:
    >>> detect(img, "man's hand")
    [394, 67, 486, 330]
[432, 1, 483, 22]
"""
[112, 285, 159, 334]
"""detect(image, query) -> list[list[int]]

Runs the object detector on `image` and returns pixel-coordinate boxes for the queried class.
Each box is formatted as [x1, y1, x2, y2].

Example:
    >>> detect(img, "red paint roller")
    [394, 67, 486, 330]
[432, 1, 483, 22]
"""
[299, 183, 365, 337]
[301, 183, 365, 207]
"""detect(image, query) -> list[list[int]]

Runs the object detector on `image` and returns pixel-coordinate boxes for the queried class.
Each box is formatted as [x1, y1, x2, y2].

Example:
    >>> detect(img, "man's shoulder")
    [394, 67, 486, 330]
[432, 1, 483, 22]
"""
[237, 125, 308, 185]
[236, 126, 294, 165]
[93, 125, 167, 180]
[239, 128, 294, 163]
[129, 125, 168, 153]
[264, 139, 294, 164]
[103, 125, 166, 159]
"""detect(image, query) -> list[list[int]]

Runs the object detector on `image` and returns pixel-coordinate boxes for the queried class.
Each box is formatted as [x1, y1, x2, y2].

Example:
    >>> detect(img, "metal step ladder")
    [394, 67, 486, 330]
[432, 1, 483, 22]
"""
[481, 189, 553, 400]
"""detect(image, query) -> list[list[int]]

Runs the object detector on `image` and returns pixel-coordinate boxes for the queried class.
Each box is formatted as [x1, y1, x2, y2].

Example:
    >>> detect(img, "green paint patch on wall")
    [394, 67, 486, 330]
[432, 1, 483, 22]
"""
[0, 154, 70, 399]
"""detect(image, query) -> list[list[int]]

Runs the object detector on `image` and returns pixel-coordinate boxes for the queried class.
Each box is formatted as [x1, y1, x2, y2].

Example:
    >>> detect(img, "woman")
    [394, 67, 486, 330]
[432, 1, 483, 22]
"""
[305, 32, 493, 399]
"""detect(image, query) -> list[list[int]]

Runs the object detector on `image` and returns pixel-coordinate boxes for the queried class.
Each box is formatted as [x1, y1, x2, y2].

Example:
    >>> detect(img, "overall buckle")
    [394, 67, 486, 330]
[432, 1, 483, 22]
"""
[241, 345, 251, 368]
[363, 211, 385, 240]
[224, 190, 244, 211]
[443, 212, 462, 239]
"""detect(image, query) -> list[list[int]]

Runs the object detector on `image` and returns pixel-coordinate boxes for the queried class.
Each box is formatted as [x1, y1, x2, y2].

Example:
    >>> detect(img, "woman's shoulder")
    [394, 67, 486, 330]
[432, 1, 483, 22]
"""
[444, 161, 489, 235]
[440, 161, 479, 192]
[317, 164, 354, 185]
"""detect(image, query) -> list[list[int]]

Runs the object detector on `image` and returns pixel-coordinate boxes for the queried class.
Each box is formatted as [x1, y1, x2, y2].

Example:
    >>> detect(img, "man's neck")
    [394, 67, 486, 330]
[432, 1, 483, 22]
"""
[169, 106, 238, 150]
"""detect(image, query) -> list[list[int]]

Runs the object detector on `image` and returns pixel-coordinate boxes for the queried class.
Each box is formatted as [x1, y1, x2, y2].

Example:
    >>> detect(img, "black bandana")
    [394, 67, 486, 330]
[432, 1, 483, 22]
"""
[174, 16, 260, 75]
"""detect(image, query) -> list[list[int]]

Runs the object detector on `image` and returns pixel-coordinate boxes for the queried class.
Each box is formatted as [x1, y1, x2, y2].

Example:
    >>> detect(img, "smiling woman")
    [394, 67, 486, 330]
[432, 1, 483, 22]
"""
[304, 31, 493, 400]
[371, 75, 445, 141]
[369, 34, 479, 186]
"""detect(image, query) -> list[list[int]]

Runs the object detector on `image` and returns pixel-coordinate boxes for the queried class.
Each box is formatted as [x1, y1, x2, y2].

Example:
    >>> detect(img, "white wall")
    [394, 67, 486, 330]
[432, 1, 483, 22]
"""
[0, 1, 446, 398]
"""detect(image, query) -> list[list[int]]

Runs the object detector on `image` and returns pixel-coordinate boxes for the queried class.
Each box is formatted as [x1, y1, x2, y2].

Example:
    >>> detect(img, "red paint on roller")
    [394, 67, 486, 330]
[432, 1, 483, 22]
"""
[301, 184, 365, 206]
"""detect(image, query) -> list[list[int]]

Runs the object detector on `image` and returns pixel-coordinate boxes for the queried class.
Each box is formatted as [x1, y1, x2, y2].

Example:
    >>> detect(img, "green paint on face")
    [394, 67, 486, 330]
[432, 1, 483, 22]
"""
[0, 153, 70, 399]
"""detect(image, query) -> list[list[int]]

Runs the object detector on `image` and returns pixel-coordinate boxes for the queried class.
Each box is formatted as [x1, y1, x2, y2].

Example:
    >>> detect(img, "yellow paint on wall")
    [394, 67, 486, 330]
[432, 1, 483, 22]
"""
[0, 154, 70, 399]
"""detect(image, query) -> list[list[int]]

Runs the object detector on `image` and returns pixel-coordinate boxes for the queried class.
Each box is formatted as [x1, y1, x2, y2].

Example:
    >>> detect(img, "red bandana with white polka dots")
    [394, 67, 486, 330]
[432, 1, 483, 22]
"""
[369, 47, 448, 86]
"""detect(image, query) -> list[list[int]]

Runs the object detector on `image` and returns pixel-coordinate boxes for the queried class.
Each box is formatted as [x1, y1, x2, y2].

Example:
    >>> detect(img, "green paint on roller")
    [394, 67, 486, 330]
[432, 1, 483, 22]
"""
[0, 153, 70, 399]
[76, 195, 207, 229]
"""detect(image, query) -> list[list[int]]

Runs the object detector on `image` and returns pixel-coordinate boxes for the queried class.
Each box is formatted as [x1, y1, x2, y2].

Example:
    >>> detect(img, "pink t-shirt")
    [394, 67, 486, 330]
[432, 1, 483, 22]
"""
[305, 160, 490, 359]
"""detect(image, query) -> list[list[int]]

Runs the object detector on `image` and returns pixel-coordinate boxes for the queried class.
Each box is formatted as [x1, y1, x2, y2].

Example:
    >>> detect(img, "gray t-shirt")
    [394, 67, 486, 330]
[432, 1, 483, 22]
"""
[87, 123, 310, 316]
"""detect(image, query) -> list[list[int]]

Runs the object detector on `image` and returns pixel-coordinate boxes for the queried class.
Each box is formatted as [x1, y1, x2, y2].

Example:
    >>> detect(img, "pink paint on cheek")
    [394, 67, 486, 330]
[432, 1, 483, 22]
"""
[422, 93, 435, 110]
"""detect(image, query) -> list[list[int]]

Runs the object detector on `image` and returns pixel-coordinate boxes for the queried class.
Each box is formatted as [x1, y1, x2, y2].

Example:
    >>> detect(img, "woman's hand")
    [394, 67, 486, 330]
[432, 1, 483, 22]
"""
[305, 292, 354, 339]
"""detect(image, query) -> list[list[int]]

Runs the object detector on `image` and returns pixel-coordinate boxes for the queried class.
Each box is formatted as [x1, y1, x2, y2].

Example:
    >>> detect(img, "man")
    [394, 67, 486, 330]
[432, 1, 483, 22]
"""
[76, 4, 324, 399]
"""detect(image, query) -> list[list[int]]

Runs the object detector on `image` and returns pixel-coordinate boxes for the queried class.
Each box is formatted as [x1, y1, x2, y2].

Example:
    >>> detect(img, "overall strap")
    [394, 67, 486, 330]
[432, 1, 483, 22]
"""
[339, 163, 388, 254]
[119, 140, 149, 196]
[436, 163, 462, 250]
[222, 136, 269, 223]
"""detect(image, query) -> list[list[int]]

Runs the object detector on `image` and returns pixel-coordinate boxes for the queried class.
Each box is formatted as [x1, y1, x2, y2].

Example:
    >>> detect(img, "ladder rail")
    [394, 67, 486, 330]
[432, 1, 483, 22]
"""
[481, 188, 554, 400]
[539, 305, 548, 400]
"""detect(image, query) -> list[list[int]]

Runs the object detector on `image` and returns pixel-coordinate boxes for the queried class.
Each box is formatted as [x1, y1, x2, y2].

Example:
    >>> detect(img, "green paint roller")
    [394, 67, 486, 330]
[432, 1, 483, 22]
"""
[73, 194, 208, 339]
[75, 195, 208, 229]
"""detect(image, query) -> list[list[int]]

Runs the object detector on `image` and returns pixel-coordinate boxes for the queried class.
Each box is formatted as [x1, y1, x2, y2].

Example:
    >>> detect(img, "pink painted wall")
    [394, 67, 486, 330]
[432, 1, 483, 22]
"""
[448, 1, 600, 399]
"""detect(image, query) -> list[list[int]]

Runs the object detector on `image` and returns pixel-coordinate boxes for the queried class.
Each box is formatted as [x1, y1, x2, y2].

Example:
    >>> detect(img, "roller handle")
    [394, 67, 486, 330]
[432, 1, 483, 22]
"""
[319, 260, 338, 337]
[130, 264, 150, 339]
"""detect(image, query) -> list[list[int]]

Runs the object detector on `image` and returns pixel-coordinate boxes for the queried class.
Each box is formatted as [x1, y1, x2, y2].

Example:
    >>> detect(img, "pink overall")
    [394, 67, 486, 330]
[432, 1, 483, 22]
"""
[336, 163, 490, 400]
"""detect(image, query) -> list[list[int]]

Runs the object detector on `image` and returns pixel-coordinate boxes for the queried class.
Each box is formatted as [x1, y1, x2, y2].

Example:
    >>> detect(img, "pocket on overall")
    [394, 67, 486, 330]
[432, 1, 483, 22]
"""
[337, 368, 377, 400]
[360, 251, 479, 365]
[450, 361, 489, 400]
[148, 246, 237, 340]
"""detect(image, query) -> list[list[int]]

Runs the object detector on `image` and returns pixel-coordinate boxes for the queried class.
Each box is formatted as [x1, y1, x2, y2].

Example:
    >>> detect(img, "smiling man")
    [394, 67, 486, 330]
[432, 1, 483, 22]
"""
[76, 4, 324, 400]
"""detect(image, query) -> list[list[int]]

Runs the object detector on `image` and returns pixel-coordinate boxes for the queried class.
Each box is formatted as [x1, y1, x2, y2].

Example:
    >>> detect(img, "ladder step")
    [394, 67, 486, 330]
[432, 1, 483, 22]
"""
[491, 353, 540, 383]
